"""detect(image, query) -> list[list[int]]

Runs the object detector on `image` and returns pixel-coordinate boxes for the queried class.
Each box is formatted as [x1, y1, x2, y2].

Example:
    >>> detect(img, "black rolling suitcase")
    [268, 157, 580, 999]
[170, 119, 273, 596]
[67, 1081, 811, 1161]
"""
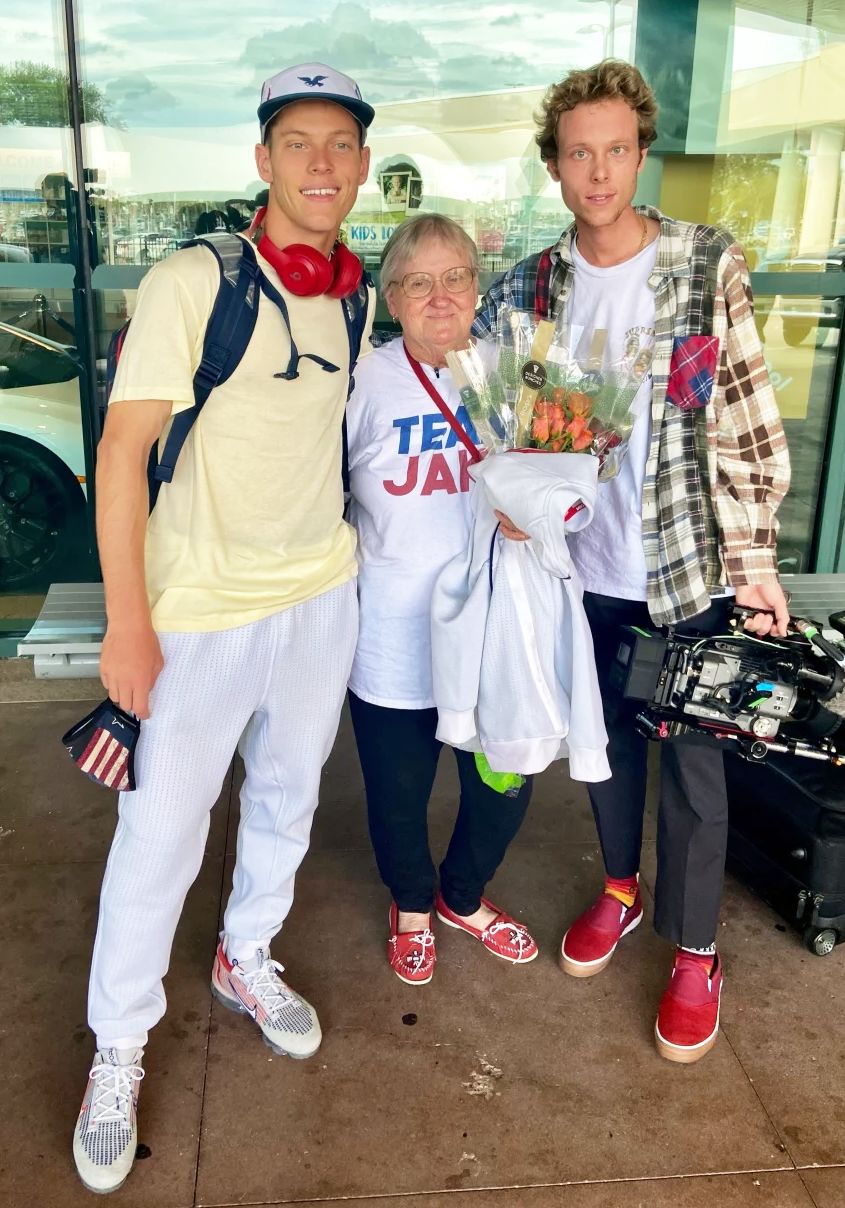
[725, 751, 845, 956]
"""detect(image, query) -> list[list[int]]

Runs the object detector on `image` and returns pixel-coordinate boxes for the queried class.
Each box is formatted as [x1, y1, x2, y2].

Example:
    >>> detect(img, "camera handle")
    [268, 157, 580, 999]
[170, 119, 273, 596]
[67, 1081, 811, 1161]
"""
[729, 590, 792, 625]
[729, 602, 845, 675]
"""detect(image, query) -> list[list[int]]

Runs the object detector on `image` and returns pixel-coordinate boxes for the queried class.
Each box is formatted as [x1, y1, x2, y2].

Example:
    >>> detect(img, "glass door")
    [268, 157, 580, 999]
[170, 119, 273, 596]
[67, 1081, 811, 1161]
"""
[0, 0, 100, 646]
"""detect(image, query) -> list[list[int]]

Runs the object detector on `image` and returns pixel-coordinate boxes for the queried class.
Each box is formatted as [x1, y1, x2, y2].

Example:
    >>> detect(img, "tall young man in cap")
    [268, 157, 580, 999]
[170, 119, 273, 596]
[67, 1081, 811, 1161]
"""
[475, 60, 790, 1064]
[73, 64, 374, 1194]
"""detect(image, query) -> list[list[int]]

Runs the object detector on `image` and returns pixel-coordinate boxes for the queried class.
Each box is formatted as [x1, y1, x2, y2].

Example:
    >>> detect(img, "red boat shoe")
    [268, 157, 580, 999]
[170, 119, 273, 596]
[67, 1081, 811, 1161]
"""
[434, 893, 538, 964]
[655, 949, 723, 1064]
[559, 889, 643, 977]
[387, 903, 435, 985]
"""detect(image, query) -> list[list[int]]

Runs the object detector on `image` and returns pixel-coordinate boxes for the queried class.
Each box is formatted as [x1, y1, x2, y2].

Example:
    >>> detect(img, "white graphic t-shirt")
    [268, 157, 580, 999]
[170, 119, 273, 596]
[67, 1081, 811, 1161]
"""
[567, 235, 658, 600]
[346, 337, 483, 709]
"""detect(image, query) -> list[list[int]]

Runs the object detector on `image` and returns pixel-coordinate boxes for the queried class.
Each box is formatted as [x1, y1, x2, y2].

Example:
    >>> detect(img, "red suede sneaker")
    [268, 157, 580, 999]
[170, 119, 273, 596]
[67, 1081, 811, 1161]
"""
[434, 893, 538, 964]
[559, 889, 643, 977]
[655, 950, 723, 1064]
[387, 903, 435, 985]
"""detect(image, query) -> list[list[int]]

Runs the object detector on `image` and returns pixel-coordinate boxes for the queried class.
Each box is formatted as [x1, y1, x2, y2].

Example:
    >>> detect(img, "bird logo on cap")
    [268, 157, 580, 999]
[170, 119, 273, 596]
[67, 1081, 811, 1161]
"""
[298, 74, 328, 87]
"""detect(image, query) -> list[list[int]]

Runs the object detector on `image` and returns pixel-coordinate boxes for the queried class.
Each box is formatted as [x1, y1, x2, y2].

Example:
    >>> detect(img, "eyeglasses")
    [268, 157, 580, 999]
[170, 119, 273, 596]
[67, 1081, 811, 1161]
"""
[392, 266, 476, 298]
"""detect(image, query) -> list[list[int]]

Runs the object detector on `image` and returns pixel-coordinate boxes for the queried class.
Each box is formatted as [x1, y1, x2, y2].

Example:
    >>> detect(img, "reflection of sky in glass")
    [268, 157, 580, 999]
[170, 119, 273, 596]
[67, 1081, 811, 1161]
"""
[4, 1, 839, 134]
[3, 0, 841, 208]
[4, 1, 843, 132]
[733, 6, 828, 74]
[6, 1, 637, 129]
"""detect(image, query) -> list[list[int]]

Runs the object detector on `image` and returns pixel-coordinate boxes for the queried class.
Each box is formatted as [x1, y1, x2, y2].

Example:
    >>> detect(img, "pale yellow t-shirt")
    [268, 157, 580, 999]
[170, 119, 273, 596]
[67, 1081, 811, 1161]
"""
[109, 238, 373, 632]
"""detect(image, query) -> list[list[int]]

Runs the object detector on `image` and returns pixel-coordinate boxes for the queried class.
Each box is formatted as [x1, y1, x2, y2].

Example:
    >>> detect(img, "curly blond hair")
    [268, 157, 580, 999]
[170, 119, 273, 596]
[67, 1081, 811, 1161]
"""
[535, 60, 658, 162]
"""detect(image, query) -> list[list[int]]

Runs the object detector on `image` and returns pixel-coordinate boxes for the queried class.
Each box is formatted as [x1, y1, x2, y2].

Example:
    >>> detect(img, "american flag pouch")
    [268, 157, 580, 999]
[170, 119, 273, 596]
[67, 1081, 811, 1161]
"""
[61, 699, 140, 792]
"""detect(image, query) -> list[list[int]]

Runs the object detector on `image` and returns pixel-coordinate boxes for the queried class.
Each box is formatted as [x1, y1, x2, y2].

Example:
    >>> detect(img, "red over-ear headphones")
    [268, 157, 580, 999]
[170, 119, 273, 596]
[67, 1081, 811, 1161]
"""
[251, 206, 362, 299]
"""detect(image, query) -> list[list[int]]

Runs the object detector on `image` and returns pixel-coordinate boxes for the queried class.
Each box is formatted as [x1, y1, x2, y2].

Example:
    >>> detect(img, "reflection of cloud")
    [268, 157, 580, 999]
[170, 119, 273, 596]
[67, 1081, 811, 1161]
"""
[103, 74, 184, 124]
[106, 7, 234, 43]
[240, 4, 434, 88]
[437, 53, 534, 91]
[240, 3, 541, 104]
[2, 0, 619, 130]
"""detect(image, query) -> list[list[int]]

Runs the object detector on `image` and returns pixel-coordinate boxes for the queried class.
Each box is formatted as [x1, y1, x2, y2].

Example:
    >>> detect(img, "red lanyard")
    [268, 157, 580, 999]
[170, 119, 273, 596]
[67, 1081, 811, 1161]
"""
[403, 343, 482, 464]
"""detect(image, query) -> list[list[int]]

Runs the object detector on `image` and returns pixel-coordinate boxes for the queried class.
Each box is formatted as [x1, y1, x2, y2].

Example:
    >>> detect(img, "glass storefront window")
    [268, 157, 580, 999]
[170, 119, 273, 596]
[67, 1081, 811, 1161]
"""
[2, 0, 845, 608]
[1, 4, 79, 265]
[69, 2, 638, 276]
[1, 2, 98, 610]
[754, 298, 842, 572]
[0, 290, 90, 593]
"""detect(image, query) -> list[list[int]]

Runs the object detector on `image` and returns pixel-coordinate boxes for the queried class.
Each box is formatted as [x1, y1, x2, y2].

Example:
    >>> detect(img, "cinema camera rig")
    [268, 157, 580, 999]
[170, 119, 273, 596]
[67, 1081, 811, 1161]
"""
[613, 607, 845, 765]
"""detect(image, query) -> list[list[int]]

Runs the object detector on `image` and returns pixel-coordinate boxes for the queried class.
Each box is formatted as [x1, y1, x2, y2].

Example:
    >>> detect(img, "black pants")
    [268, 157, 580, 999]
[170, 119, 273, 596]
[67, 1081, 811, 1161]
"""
[584, 592, 732, 949]
[348, 692, 532, 915]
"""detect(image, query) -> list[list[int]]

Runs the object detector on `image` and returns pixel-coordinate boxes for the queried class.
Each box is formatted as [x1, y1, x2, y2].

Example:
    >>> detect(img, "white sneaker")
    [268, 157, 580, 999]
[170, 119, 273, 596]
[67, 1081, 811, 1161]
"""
[211, 940, 321, 1059]
[72, 1047, 144, 1194]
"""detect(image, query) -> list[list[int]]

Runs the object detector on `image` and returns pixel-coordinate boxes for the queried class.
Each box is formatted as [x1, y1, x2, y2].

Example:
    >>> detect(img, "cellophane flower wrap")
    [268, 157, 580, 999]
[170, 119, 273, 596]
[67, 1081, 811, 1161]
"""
[446, 308, 653, 478]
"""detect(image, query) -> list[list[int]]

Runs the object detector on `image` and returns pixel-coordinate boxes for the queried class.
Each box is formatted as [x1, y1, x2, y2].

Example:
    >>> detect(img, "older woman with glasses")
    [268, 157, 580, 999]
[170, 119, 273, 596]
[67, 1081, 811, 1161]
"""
[345, 214, 537, 985]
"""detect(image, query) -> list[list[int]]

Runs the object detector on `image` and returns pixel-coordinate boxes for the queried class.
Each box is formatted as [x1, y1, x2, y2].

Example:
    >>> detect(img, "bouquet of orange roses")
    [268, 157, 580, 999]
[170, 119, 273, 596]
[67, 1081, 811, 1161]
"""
[447, 308, 653, 479]
[530, 387, 595, 452]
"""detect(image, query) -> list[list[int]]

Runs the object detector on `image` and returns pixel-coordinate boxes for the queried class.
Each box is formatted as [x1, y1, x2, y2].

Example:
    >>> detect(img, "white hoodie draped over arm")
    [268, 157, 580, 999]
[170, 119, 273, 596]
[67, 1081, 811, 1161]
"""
[431, 451, 611, 781]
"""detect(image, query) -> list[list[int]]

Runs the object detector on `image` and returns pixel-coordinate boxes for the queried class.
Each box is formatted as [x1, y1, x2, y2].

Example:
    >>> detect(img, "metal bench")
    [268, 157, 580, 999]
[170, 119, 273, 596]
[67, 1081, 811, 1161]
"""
[17, 582, 104, 678]
[780, 574, 845, 623]
[15, 573, 845, 679]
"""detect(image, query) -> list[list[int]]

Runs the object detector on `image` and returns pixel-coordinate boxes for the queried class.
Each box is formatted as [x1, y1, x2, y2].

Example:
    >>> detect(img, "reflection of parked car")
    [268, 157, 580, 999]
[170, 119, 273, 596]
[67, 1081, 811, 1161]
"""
[113, 231, 183, 265]
[754, 246, 845, 347]
[477, 229, 505, 254]
[0, 322, 88, 591]
[502, 225, 565, 263]
[0, 243, 33, 262]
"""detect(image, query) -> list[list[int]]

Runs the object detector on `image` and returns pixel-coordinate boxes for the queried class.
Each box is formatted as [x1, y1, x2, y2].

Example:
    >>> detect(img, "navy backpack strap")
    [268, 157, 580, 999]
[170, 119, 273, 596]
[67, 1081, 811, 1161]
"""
[341, 273, 373, 493]
[342, 414, 351, 496]
[343, 273, 372, 388]
[153, 235, 260, 493]
[191, 234, 261, 404]
[150, 242, 370, 503]
[105, 323, 128, 399]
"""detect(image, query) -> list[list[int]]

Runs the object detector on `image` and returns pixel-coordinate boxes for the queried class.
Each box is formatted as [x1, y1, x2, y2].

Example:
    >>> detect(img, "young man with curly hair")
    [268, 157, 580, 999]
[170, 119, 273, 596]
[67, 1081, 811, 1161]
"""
[475, 60, 791, 1064]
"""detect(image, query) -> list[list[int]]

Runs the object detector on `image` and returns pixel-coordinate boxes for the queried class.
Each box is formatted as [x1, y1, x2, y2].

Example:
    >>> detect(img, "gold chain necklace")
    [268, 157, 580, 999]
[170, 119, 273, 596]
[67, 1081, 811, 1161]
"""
[637, 215, 648, 253]
[574, 215, 650, 261]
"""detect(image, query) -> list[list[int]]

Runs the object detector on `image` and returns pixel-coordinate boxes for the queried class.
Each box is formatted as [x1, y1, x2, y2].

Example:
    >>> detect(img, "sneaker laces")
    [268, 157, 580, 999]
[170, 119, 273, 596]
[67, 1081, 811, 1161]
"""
[404, 929, 434, 970]
[88, 1060, 144, 1128]
[237, 958, 299, 1020]
[486, 918, 528, 959]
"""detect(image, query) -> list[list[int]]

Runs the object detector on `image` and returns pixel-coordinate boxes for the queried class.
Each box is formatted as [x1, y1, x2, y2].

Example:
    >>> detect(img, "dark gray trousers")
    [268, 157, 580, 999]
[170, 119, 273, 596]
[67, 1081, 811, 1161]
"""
[584, 592, 731, 948]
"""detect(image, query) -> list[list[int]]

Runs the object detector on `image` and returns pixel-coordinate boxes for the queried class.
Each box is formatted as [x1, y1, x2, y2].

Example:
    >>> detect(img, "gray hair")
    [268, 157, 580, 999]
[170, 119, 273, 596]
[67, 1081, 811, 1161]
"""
[380, 214, 479, 297]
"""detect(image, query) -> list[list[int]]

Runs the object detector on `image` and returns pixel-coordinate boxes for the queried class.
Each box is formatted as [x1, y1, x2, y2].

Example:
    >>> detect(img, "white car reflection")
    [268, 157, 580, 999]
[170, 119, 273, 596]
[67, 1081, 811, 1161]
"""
[0, 243, 33, 263]
[0, 322, 88, 591]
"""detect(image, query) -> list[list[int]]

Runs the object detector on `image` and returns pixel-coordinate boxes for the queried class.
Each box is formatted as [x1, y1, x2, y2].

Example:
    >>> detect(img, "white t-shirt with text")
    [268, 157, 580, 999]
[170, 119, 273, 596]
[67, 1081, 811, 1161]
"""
[567, 236, 658, 601]
[346, 338, 480, 709]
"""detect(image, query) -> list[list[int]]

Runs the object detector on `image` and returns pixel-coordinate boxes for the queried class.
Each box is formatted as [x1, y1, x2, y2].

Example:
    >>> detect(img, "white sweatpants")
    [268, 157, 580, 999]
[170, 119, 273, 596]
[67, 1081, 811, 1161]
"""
[88, 580, 357, 1049]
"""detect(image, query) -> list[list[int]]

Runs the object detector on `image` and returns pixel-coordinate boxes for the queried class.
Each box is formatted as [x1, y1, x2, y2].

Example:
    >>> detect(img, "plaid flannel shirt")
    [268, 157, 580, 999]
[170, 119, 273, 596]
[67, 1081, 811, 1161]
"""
[473, 206, 791, 625]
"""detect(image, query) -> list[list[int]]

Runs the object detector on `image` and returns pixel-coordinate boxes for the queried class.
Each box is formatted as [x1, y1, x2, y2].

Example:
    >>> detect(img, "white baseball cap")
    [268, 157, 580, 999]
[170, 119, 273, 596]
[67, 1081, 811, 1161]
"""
[258, 62, 375, 142]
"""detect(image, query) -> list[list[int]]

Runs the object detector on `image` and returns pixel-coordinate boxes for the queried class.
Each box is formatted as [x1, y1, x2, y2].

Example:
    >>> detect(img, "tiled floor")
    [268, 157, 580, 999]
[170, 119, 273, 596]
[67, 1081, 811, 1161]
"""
[1, 681, 844, 1207]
